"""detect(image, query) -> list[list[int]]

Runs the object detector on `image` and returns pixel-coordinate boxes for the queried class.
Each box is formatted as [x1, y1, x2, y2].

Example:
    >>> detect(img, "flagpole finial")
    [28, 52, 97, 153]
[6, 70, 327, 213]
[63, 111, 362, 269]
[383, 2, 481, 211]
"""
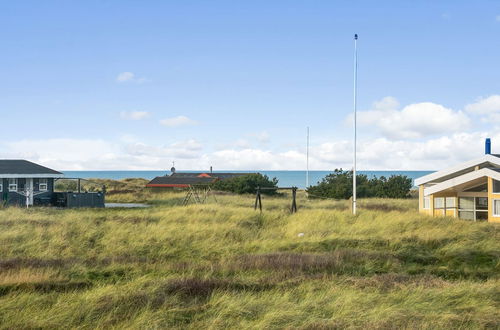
[354, 34, 358, 40]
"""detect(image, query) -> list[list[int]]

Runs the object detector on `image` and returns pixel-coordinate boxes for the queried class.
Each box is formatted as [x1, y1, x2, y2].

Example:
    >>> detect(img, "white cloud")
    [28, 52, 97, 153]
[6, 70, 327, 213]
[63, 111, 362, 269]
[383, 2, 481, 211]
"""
[119, 111, 150, 120]
[170, 139, 203, 151]
[496, 15, 500, 22]
[1, 139, 118, 170]
[116, 72, 148, 83]
[159, 115, 197, 127]
[465, 95, 500, 121]
[1, 129, 499, 171]
[2, 95, 498, 172]
[373, 96, 400, 111]
[124, 140, 203, 160]
[354, 97, 470, 139]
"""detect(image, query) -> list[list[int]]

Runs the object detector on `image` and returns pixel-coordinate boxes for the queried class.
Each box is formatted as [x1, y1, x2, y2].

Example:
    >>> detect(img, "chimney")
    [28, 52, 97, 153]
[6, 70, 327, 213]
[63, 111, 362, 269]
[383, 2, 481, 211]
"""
[485, 138, 491, 155]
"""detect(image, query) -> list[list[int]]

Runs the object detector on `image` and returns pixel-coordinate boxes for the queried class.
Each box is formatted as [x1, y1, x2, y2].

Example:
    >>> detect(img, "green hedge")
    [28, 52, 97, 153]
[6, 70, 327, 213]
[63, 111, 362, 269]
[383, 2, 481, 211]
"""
[307, 169, 413, 199]
[212, 174, 279, 195]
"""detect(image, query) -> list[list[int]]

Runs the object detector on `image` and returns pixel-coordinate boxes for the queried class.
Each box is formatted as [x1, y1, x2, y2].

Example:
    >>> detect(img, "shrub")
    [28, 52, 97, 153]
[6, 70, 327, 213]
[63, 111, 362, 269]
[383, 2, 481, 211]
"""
[307, 169, 412, 199]
[212, 174, 279, 195]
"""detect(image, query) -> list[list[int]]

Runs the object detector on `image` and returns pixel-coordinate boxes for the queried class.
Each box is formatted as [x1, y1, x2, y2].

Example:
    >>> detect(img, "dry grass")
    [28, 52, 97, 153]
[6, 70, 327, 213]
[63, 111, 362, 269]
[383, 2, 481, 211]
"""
[0, 189, 498, 329]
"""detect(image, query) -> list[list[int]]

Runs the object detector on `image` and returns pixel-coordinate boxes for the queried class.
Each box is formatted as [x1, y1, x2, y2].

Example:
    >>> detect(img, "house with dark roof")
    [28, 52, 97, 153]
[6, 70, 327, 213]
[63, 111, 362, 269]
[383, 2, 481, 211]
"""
[415, 139, 500, 222]
[0, 160, 64, 206]
[0, 160, 104, 208]
[146, 171, 254, 188]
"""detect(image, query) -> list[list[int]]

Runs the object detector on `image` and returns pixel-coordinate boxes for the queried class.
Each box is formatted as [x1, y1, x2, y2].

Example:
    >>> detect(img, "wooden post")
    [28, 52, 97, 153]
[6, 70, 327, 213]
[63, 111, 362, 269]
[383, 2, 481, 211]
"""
[78, 179, 81, 193]
[291, 187, 297, 213]
[254, 186, 262, 212]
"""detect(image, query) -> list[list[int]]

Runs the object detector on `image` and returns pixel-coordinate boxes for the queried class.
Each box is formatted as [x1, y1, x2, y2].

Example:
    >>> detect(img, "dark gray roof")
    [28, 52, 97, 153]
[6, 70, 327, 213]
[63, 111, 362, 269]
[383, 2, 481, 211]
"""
[147, 176, 216, 186]
[0, 160, 62, 175]
[147, 172, 256, 186]
[170, 172, 254, 179]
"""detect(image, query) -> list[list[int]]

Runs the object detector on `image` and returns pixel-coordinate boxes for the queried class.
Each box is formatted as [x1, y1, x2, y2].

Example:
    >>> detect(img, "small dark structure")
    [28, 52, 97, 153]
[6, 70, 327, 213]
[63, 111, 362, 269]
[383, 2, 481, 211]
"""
[254, 186, 298, 213]
[52, 191, 105, 208]
[0, 160, 104, 208]
[146, 170, 254, 188]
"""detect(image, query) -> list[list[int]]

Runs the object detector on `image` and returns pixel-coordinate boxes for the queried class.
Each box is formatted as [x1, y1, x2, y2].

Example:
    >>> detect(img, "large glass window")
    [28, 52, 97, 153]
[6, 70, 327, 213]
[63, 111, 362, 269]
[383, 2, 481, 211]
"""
[493, 200, 500, 217]
[464, 183, 488, 192]
[476, 197, 488, 210]
[458, 197, 488, 221]
[493, 180, 500, 193]
[459, 211, 474, 220]
[8, 179, 17, 192]
[459, 197, 474, 210]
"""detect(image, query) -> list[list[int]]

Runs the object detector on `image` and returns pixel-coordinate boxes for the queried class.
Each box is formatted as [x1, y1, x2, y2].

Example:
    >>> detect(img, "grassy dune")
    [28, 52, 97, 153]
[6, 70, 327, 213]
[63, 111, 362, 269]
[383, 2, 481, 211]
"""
[0, 190, 498, 329]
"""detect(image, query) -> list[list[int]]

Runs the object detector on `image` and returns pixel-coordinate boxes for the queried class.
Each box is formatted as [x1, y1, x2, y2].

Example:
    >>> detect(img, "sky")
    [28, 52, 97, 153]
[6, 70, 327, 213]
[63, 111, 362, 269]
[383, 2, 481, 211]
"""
[0, 0, 499, 171]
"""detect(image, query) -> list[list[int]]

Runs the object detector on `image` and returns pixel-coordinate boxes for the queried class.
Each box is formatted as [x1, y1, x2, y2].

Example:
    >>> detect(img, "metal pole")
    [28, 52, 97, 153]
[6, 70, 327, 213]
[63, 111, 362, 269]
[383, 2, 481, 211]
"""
[306, 126, 309, 189]
[353, 34, 358, 215]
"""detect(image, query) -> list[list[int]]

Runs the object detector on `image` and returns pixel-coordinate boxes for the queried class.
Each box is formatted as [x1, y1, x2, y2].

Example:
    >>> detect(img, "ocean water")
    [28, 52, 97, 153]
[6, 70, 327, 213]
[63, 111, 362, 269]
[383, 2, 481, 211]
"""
[63, 170, 433, 189]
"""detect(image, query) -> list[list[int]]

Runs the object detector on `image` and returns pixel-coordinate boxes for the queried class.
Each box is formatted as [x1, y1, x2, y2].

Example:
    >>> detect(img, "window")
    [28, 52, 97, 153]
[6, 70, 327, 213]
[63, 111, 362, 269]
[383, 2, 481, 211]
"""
[39, 179, 48, 191]
[493, 180, 500, 193]
[423, 197, 430, 209]
[476, 197, 488, 210]
[8, 179, 17, 192]
[434, 197, 445, 209]
[459, 197, 474, 221]
[458, 197, 488, 221]
[459, 211, 474, 220]
[493, 200, 500, 217]
[445, 197, 456, 208]
[464, 183, 488, 192]
[0, 183, 2, 192]
[459, 197, 474, 210]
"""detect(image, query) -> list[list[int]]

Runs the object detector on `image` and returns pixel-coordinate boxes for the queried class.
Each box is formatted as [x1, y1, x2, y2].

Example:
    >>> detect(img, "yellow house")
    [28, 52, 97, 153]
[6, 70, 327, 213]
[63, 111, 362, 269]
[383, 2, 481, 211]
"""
[416, 145, 500, 223]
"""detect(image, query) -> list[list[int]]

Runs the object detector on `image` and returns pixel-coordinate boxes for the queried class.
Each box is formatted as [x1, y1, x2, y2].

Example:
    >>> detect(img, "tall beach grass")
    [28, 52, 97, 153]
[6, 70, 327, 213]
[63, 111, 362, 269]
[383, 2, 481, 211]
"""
[0, 190, 498, 328]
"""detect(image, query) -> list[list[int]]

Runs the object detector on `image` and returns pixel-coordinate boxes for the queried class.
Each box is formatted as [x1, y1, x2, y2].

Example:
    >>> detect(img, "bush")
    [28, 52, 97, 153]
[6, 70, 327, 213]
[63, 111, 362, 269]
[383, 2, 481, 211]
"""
[307, 169, 412, 199]
[212, 174, 279, 195]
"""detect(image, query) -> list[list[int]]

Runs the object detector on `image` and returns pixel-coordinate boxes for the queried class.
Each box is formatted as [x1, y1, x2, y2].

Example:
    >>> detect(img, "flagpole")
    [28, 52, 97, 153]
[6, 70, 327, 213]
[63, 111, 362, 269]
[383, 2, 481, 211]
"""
[306, 126, 309, 189]
[353, 34, 358, 215]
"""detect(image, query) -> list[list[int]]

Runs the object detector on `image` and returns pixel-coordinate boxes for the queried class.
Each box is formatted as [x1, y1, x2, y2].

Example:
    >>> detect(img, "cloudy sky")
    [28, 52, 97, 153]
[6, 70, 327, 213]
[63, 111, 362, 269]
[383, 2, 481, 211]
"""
[1, 1, 499, 171]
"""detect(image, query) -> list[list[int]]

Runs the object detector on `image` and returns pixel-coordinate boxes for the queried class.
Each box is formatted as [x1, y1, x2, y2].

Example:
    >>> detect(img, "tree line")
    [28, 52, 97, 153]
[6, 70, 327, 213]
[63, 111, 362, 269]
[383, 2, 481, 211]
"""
[211, 170, 413, 199]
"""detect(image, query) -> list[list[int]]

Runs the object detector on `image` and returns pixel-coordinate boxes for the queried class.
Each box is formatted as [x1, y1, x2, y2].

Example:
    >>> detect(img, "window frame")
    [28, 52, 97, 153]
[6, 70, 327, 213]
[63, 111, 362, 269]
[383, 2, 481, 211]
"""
[493, 179, 500, 194]
[458, 196, 489, 221]
[493, 199, 500, 217]
[423, 196, 430, 209]
[434, 197, 445, 209]
[39, 178, 48, 192]
[8, 178, 18, 192]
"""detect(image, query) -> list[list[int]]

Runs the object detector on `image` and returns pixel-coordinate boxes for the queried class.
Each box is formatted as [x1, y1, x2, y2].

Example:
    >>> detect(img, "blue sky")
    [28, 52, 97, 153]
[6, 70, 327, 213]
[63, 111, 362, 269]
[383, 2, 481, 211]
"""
[1, 0, 499, 170]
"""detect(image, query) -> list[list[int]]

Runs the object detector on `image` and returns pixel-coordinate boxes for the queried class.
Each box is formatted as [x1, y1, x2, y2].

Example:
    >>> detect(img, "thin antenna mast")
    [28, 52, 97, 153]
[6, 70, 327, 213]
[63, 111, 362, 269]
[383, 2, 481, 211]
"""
[352, 34, 358, 215]
[306, 126, 310, 189]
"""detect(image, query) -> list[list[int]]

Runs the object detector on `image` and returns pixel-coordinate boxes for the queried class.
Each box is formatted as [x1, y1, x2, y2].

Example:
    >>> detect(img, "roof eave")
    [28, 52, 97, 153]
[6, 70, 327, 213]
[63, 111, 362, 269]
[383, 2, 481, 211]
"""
[0, 174, 64, 179]
[423, 167, 500, 196]
[415, 154, 500, 186]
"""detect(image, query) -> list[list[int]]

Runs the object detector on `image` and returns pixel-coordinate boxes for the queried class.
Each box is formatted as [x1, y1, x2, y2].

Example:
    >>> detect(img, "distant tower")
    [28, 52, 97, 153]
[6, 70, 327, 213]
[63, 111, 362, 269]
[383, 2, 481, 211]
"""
[170, 161, 176, 176]
[210, 166, 213, 173]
